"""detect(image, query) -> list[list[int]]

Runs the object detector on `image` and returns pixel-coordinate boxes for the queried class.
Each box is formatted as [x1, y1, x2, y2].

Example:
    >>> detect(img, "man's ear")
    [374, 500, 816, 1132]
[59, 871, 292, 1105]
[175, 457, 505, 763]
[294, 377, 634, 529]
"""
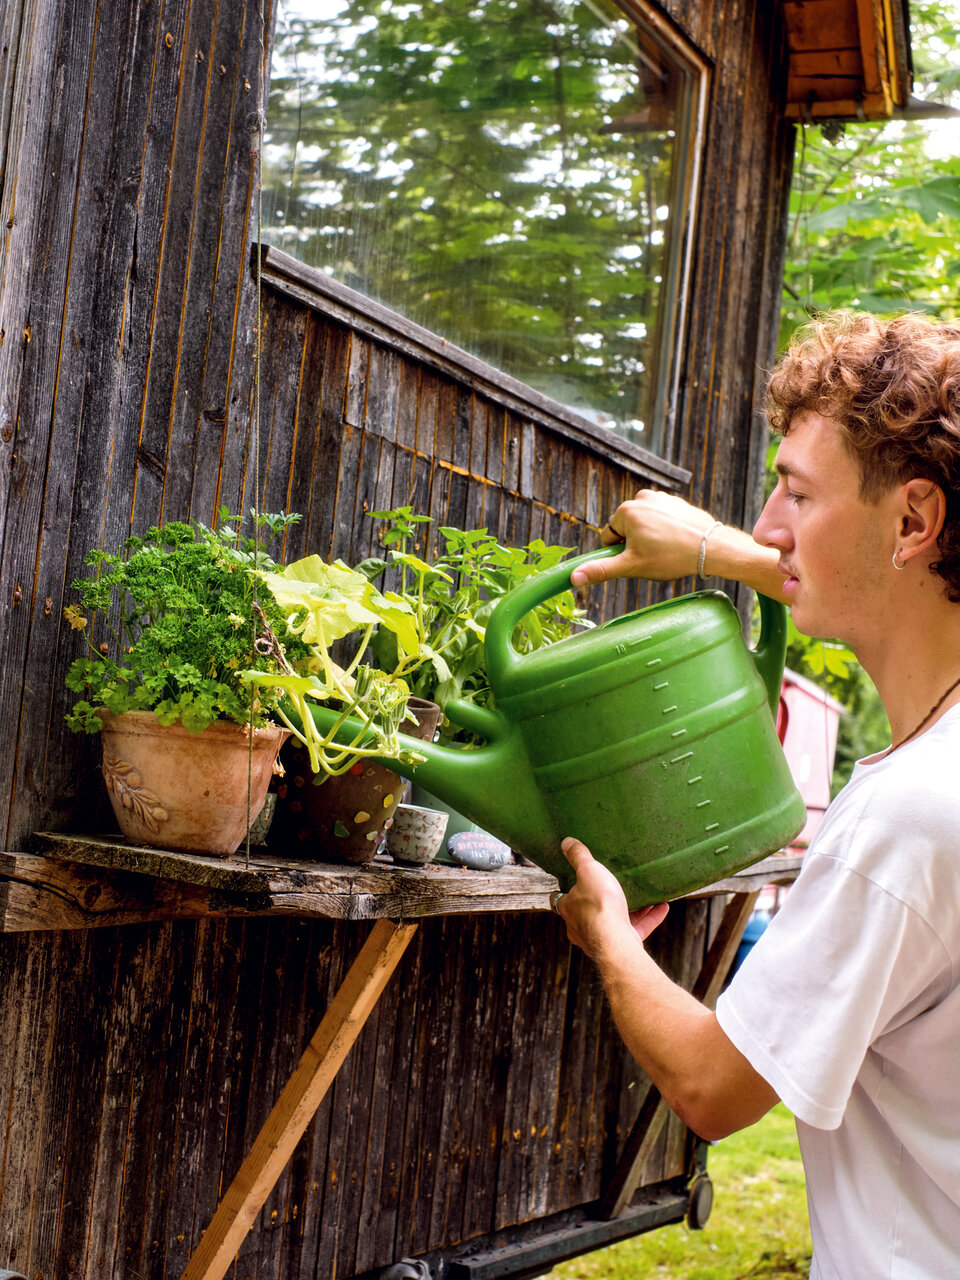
[898, 479, 946, 557]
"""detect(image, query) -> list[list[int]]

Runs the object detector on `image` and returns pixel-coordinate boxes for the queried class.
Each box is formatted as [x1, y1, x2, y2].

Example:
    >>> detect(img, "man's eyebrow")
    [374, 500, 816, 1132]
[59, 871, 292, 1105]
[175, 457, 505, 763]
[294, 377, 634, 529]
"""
[775, 459, 814, 484]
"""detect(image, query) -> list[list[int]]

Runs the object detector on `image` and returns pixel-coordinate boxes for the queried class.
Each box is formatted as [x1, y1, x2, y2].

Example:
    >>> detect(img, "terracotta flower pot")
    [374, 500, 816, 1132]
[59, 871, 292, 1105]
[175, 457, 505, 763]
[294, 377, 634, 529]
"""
[272, 697, 442, 863]
[99, 711, 289, 857]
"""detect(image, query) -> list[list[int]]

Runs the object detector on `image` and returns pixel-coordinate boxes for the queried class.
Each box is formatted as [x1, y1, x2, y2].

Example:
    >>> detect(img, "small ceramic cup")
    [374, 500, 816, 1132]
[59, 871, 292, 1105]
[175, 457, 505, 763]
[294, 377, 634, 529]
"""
[386, 803, 449, 866]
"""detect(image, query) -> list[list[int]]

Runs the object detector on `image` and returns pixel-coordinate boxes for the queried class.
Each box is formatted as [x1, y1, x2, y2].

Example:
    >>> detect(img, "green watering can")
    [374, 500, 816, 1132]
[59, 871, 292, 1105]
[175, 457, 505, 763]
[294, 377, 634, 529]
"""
[306, 547, 806, 909]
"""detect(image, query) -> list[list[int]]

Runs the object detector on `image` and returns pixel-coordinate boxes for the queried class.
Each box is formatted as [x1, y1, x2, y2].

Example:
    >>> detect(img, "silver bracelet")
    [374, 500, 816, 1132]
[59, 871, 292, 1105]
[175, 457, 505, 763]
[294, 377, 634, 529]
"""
[697, 521, 723, 579]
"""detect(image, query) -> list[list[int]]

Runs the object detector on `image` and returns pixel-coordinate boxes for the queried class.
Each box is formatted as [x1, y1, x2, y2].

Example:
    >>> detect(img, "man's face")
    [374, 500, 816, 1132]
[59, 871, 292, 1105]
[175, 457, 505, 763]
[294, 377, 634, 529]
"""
[753, 411, 896, 645]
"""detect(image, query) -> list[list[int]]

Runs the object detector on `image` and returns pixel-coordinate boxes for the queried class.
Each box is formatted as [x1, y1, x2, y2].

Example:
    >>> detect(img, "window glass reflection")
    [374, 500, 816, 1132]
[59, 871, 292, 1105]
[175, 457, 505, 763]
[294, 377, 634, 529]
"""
[264, 0, 699, 455]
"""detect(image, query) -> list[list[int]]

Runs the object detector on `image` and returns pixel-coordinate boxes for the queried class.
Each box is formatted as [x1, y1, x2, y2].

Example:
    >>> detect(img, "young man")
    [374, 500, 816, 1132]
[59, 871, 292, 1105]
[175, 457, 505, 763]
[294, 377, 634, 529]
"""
[555, 311, 960, 1278]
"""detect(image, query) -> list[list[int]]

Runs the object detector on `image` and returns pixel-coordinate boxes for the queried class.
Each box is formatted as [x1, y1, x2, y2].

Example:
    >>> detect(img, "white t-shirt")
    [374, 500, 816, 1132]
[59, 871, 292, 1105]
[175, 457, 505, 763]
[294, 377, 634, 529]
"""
[716, 703, 960, 1280]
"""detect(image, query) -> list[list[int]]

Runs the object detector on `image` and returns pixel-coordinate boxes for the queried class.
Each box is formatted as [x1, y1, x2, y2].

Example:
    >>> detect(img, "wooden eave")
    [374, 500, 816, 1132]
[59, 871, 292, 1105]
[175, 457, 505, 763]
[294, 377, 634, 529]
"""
[784, 0, 913, 121]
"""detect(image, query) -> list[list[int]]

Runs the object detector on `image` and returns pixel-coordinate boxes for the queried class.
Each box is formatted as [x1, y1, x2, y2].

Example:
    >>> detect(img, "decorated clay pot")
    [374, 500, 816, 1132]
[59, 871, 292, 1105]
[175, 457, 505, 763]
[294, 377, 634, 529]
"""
[99, 711, 289, 857]
[386, 803, 449, 866]
[271, 697, 442, 864]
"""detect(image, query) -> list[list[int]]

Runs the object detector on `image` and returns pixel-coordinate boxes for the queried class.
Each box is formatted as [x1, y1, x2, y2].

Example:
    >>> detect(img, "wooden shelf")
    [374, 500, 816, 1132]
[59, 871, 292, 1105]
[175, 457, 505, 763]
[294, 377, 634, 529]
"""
[0, 834, 803, 932]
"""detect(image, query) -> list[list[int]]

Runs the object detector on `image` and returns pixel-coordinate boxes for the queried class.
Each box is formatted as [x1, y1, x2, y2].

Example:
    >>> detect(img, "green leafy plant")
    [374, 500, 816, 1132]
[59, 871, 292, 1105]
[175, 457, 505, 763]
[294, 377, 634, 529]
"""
[354, 507, 593, 747]
[244, 555, 427, 777]
[63, 510, 306, 734]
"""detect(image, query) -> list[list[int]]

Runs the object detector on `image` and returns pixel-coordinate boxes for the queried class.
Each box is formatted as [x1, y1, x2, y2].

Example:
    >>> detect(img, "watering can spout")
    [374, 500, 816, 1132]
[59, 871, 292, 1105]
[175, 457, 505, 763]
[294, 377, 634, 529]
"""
[302, 698, 562, 877]
[752, 591, 789, 716]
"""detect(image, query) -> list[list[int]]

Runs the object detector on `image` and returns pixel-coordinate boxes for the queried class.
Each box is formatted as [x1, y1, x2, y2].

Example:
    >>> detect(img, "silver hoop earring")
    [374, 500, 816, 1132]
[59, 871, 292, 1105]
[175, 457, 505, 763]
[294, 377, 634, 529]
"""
[892, 549, 907, 571]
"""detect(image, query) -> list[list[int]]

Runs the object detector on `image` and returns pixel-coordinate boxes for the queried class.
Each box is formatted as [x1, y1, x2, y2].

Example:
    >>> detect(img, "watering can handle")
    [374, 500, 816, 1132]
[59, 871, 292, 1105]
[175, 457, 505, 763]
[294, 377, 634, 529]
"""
[484, 545, 788, 717]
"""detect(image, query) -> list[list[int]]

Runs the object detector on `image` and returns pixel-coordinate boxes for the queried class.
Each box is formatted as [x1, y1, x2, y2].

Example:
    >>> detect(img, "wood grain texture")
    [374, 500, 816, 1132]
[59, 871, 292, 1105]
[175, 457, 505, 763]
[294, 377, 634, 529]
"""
[0, 0, 806, 1272]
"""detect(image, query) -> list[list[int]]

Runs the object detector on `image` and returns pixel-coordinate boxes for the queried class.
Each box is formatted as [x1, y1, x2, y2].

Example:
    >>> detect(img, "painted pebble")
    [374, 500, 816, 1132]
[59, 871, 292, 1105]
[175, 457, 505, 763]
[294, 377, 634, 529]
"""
[447, 831, 512, 871]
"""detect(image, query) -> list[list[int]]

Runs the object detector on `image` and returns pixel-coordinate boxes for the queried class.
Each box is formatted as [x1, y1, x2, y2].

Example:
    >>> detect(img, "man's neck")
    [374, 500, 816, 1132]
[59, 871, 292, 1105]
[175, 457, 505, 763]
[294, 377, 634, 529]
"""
[856, 595, 960, 748]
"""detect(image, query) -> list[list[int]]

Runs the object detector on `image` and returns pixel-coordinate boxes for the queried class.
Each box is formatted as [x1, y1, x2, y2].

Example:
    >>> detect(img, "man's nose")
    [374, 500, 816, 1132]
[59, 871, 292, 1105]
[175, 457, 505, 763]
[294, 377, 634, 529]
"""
[752, 491, 787, 550]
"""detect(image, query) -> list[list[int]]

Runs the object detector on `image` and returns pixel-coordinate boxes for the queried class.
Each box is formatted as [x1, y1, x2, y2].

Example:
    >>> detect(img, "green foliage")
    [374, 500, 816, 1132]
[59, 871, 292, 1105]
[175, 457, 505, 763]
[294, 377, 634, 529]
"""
[356, 507, 592, 746]
[781, 0, 960, 343]
[245, 555, 426, 776]
[264, 0, 689, 445]
[63, 511, 306, 734]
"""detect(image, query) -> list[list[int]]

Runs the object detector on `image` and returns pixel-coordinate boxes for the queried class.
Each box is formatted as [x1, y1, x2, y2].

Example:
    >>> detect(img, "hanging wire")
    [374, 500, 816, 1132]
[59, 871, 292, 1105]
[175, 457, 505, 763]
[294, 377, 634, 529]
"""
[245, 0, 269, 867]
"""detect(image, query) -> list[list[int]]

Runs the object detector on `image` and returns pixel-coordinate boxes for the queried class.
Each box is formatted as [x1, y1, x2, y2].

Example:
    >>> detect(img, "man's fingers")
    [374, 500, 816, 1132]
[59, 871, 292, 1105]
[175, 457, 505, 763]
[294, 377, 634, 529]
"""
[630, 901, 669, 939]
[560, 835, 593, 870]
[569, 551, 630, 587]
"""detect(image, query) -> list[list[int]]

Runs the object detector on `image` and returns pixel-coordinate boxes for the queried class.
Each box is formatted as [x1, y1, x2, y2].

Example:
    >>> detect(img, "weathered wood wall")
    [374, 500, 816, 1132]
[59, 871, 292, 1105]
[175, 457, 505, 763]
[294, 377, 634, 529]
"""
[0, 0, 791, 855]
[0, 0, 793, 1274]
[0, 901, 724, 1279]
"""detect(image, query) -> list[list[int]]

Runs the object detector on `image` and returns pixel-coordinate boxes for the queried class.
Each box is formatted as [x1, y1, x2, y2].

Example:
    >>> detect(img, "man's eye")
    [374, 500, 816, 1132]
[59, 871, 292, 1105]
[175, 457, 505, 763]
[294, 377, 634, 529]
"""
[787, 491, 804, 506]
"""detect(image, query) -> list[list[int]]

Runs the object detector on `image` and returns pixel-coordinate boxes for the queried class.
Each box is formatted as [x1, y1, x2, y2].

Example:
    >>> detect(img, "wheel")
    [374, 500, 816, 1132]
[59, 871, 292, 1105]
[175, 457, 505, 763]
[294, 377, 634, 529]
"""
[686, 1171, 714, 1230]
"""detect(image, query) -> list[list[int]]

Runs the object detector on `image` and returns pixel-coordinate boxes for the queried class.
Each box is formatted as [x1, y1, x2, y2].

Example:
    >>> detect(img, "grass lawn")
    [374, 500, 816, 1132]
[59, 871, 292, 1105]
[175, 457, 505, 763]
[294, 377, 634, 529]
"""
[552, 1104, 812, 1279]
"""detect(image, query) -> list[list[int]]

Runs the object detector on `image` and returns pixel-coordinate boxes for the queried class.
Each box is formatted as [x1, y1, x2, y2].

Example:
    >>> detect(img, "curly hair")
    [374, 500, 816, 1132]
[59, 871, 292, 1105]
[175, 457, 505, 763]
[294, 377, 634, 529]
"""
[766, 311, 960, 601]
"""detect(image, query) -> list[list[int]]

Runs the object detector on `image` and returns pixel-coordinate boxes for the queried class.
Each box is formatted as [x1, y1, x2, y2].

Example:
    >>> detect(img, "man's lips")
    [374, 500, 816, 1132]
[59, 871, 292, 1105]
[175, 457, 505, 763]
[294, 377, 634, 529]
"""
[779, 562, 799, 590]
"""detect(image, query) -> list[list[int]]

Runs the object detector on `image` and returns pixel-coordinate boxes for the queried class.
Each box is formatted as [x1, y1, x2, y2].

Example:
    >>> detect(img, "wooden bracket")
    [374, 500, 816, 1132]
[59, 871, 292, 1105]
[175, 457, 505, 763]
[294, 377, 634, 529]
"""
[180, 916, 418, 1280]
[600, 890, 759, 1219]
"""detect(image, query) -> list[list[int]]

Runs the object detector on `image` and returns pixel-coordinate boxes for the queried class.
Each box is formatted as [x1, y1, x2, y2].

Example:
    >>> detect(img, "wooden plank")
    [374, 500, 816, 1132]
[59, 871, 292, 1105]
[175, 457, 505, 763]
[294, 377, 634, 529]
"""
[329, 420, 363, 562]
[261, 253, 692, 490]
[32, 834, 564, 920]
[519, 914, 569, 1221]
[781, 0, 860, 51]
[426, 914, 475, 1248]
[691, 890, 760, 1008]
[458, 913, 513, 1244]
[453, 384, 472, 471]
[784, 92, 892, 120]
[250, 298, 310, 517]
[244, 920, 315, 1280]
[360, 925, 424, 1266]
[187, 0, 268, 522]
[393, 923, 444, 1259]
[390, 444, 416, 514]
[180, 917, 418, 1280]
[305, 319, 352, 562]
[345, 332, 370, 429]
[395, 358, 420, 450]
[364, 342, 401, 442]
[0, 851, 226, 931]
[0, 930, 63, 1273]
[161, 0, 256, 523]
[434, 379, 457, 465]
[285, 312, 332, 559]
[277, 922, 352, 1277]
[790, 48, 863, 76]
[352, 428, 384, 558]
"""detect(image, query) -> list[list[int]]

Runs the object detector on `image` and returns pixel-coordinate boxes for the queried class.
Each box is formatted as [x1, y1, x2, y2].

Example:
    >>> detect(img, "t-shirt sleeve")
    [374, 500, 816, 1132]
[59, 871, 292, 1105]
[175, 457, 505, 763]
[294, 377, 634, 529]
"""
[716, 848, 950, 1131]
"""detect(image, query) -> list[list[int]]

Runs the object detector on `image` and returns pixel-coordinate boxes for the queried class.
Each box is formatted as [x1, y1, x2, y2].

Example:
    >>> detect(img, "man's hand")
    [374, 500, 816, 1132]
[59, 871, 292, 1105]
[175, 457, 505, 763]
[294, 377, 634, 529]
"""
[571, 490, 717, 588]
[555, 836, 669, 957]
[554, 839, 779, 1141]
[570, 488, 787, 603]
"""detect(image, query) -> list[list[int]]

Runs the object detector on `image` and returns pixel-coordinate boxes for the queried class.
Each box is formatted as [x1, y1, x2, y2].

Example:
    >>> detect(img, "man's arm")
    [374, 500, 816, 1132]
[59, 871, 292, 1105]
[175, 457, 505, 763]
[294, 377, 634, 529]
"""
[571, 489, 786, 603]
[557, 837, 779, 1141]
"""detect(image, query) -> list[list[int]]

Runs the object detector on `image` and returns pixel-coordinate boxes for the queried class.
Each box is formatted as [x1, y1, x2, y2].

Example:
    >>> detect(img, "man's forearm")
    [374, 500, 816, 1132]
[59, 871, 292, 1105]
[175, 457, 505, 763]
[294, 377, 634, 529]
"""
[591, 922, 778, 1141]
[702, 524, 786, 603]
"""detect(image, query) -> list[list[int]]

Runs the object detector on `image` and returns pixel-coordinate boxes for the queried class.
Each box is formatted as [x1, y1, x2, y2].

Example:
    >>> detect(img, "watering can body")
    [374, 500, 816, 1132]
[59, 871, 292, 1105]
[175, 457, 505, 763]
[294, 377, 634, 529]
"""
[306, 547, 807, 909]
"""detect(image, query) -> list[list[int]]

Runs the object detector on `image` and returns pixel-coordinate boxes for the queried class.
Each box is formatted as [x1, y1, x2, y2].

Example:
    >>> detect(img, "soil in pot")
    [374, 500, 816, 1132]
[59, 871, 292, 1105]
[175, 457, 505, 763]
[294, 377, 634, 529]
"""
[271, 697, 442, 863]
[99, 711, 289, 857]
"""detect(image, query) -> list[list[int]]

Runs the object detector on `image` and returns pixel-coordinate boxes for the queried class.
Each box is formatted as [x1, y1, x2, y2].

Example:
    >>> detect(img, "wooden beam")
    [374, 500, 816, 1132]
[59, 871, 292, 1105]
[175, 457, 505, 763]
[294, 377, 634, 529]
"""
[600, 890, 759, 1218]
[180, 917, 418, 1280]
[854, 0, 891, 103]
[785, 93, 892, 120]
[0, 852, 222, 931]
[32, 833, 560, 923]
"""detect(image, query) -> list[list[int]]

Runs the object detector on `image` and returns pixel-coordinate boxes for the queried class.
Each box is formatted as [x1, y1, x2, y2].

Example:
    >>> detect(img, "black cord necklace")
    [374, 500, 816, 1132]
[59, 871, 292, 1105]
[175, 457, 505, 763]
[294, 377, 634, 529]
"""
[884, 673, 960, 756]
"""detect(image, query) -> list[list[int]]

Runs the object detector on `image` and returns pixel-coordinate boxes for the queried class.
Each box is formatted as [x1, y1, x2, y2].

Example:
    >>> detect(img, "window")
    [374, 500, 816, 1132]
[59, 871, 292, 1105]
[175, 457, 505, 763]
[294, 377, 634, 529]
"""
[263, 0, 706, 458]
